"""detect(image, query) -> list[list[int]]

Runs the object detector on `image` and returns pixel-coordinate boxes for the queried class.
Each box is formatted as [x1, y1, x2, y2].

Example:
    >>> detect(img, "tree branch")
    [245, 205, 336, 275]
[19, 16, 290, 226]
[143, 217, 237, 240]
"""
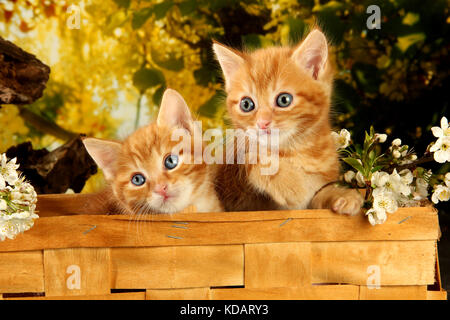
[15, 105, 77, 141]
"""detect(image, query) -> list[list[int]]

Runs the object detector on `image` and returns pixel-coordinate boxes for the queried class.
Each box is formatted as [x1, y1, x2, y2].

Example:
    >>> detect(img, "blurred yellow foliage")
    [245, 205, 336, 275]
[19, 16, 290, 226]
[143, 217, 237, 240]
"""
[0, 106, 29, 151]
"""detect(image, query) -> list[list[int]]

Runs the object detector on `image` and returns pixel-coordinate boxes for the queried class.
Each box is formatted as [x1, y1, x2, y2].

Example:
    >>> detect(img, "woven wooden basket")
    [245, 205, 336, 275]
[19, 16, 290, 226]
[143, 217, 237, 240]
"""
[0, 194, 446, 300]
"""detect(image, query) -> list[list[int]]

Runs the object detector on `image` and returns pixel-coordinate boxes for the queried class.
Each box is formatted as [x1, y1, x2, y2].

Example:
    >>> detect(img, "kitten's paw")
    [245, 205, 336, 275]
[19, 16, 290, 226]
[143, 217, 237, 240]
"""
[331, 191, 364, 216]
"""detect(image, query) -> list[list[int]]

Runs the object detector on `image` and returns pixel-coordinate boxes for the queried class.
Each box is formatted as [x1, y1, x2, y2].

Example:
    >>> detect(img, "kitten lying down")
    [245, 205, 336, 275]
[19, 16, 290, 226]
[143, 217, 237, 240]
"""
[83, 89, 223, 215]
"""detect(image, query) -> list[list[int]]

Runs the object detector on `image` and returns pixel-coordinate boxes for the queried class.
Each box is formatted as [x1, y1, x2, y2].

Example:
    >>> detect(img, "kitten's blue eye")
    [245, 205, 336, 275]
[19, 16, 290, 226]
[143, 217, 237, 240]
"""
[276, 93, 293, 108]
[164, 154, 179, 170]
[240, 97, 255, 112]
[131, 173, 146, 186]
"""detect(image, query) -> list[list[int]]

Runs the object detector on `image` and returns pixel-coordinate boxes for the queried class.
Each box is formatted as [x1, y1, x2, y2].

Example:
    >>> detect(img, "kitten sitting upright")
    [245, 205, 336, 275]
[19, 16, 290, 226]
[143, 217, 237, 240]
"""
[83, 89, 223, 214]
[213, 29, 364, 215]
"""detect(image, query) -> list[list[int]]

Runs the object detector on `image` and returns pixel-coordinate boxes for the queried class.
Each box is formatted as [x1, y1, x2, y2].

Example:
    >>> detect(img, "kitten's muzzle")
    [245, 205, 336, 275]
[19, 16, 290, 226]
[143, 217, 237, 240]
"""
[154, 184, 170, 200]
[257, 119, 272, 130]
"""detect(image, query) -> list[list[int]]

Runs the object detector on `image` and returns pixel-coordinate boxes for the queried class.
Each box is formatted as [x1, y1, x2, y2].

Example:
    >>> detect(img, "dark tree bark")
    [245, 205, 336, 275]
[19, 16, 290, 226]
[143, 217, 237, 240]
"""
[0, 38, 95, 195]
[0, 36, 50, 104]
[5, 135, 98, 194]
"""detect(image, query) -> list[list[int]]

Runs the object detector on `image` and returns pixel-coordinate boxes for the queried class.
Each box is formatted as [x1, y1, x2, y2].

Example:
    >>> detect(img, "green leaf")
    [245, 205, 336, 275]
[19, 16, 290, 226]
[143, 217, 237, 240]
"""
[241, 34, 262, 50]
[104, 10, 128, 35]
[178, 0, 197, 16]
[331, 79, 359, 113]
[153, 0, 174, 20]
[132, 68, 166, 93]
[314, 2, 348, 45]
[209, 0, 235, 10]
[132, 7, 153, 29]
[153, 85, 166, 106]
[194, 65, 217, 87]
[312, 0, 343, 12]
[351, 62, 381, 94]
[371, 165, 384, 173]
[151, 49, 184, 71]
[287, 18, 307, 43]
[396, 32, 426, 52]
[342, 157, 365, 174]
[113, 0, 131, 9]
[197, 90, 225, 118]
[402, 12, 420, 26]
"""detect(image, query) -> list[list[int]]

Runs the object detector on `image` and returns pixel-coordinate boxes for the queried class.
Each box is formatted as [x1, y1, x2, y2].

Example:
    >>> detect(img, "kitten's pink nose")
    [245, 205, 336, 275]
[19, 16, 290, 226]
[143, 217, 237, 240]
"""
[154, 184, 168, 197]
[257, 119, 271, 130]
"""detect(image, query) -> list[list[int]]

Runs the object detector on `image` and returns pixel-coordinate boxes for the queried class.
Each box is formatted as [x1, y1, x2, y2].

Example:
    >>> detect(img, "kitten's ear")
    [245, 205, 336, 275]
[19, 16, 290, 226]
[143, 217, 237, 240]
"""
[157, 89, 194, 132]
[292, 29, 328, 80]
[212, 41, 244, 90]
[82, 137, 122, 180]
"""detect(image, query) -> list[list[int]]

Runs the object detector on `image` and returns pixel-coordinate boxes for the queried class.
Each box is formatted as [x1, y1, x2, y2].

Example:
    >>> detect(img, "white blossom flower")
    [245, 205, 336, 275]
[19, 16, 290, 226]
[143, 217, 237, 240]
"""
[355, 171, 366, 187]
[0, 199, 7, 211]
[332, 129, 351, 149]
[0, 220, 18, 241]
[431, 117, 449, 139]
[393, 150, 401, 158]
[392, 138, 402, 146]
[399, 169, 414, 185]
[413, 177, 429, 200]
[371, 169, 412, 197]
[430, 136, 450, 163]
[344, 170, 355, 183]
[371, 171, 390, 188]
[372, 188, 399, 213]
[445, 173, 450, 187]
[0, 154, 19, 186]
[0, 153, 38, 241]
[431, 184, 450, 204]
[366, 208, 387, 226]
[375, 133, 387, 143]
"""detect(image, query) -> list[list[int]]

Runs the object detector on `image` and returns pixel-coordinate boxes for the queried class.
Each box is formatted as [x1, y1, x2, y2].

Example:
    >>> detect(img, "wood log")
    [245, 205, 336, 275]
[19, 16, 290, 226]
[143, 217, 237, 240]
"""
[0, 37, 50, 104]
[6, 135, 98, 194]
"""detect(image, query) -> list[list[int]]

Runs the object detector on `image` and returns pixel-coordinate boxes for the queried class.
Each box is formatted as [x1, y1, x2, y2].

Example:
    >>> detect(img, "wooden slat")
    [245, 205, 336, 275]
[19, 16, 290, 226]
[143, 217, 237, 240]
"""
[146, 288, 211, 300]
[111, 245, 243, 289]
[37, 193, 196, 217]
[43, 248, 111, 296]
[426, 290, 447, 300]
[84, 205, 438, 222]
[36, 193, 110, 217]
[0, 251, 44, 293]
[0, 208, 439, 252]
[359, 286, 427, 300]
[211, 285, 359, 300]
[4, 292, 145, 300]
[311, 241, 436, 285]
[245, 242, 311, 288]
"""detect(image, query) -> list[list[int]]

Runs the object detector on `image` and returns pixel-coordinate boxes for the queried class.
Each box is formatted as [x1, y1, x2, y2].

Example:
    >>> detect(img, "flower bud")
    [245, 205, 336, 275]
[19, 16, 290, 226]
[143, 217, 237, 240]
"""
[392, 138, 402, 146]
[344, 171, 356, 183]
[375, 133, 387, 143]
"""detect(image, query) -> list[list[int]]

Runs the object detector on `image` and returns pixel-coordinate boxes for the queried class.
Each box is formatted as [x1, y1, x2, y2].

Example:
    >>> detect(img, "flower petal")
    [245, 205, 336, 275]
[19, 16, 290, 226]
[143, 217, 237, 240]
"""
[441, 117, 448, 131]
[431, 126, 443, 138]
[434, 150, 448, 163]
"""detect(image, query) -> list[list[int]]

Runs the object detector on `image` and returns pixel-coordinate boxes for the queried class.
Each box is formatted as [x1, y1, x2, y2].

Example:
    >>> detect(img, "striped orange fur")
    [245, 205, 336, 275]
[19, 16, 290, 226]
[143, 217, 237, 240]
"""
[213, 30, 363, 214]
[83, 89, 223, 215]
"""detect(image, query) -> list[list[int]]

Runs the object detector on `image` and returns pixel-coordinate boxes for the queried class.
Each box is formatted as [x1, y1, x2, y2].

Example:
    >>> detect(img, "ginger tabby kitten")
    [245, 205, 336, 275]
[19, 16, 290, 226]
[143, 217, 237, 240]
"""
[83, 89, 223, 214]
[213, 29, 363, 214]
